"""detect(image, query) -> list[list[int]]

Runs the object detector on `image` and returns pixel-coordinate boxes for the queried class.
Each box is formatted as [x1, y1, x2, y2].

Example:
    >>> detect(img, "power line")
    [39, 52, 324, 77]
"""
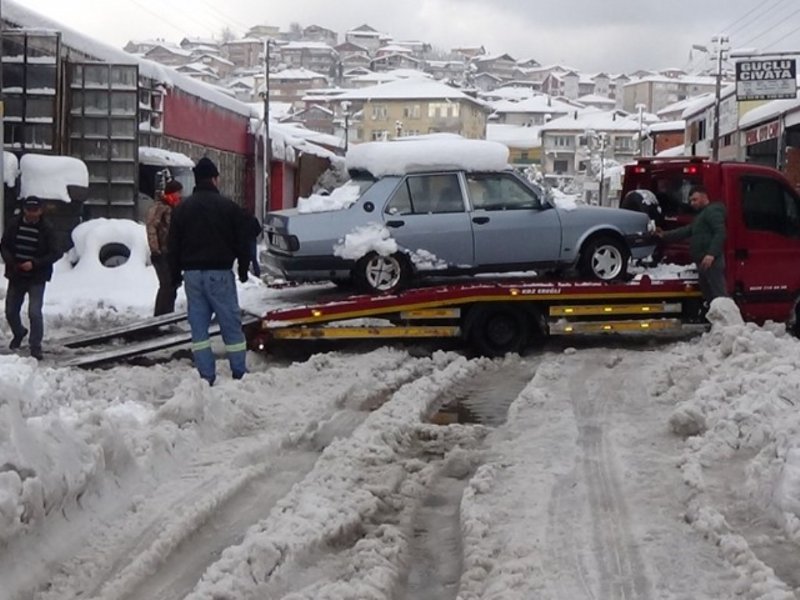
[722, 0, 786, 36]
[194, 0, 251, 34]
[762, 18, 800, 50]
[738, 6, 800, 47]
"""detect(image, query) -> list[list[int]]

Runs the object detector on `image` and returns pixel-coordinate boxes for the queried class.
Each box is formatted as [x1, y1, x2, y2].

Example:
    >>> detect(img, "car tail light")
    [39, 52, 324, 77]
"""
[269, 233, 299, 252]
[632, 166, 647, 174]
[683, 165, 699, 174]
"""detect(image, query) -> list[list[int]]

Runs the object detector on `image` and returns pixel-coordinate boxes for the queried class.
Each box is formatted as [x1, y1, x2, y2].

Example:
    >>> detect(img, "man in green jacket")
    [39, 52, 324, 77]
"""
[656, 185, 727, 302]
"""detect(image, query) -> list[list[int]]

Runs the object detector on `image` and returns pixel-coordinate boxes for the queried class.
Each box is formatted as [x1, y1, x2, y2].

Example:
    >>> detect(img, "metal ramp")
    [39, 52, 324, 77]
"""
[56, 311, 189, 348]
[57, 314, 260, 369]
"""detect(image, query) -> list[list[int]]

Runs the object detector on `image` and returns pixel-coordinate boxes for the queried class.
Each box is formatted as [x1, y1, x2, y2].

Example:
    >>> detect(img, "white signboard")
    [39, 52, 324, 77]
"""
[736, 59, 797, 101]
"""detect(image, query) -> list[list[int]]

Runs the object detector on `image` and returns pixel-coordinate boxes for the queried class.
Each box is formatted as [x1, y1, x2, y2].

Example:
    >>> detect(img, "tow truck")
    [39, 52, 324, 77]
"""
[249, 275, 706, 356]
[251, 156, 800, 357]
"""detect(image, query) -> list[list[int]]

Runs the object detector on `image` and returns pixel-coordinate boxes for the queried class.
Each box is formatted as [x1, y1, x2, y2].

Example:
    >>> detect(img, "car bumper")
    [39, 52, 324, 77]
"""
[625, 233, 657, 259]
[264, 250, 354, 281]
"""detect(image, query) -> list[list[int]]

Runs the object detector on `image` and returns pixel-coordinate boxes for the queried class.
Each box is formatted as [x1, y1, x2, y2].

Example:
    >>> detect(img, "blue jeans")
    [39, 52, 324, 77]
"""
[5, 279, 46, 352]
[183, 270, 247, 383]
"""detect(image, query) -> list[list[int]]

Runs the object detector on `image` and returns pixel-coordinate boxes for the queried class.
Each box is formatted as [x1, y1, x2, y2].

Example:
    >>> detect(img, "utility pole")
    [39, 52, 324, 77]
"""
[711, 34, 730, 161]
[262, 38, 271, 219]
[598, 132, 607, 206]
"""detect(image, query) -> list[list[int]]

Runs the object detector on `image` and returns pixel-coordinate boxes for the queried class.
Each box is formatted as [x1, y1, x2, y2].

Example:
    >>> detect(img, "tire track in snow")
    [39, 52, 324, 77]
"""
[558, 354, 651, 600]
[21, 350, 436, 600]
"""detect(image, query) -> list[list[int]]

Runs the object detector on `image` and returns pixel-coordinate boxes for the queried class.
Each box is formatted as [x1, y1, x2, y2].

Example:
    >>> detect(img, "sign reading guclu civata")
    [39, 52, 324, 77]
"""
[735, 59, 797, 101]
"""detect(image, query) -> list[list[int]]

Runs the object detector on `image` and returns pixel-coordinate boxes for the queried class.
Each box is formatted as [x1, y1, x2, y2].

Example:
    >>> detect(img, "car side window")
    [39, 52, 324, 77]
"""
[466, 173, 540, 210]
[741, 176, 800, 237]
[385, 180, 413, 215]
[387, 173, 463, 214]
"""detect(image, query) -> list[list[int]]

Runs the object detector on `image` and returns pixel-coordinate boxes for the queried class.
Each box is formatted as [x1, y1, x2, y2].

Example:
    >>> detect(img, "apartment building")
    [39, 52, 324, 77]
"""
[335, 79, 489, 143]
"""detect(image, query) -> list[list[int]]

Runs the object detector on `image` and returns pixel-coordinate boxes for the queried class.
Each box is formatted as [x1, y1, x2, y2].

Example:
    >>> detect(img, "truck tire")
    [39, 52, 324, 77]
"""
[354, 252, 411, 294]
[467, 304, 530, 357]
[579, 235, 630, 281]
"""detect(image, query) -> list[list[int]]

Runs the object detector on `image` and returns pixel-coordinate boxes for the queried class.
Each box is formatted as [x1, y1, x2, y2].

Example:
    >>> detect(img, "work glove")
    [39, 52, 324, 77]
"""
[238, 266, 249, 283]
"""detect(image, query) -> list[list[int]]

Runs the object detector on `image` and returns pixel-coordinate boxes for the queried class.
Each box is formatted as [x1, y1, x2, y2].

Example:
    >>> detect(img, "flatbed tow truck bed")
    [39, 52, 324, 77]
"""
[250, 276, 706, 356]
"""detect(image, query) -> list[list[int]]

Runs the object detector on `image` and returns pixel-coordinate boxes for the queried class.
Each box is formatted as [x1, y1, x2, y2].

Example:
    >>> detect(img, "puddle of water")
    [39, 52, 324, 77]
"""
[430, 361, 535, 426]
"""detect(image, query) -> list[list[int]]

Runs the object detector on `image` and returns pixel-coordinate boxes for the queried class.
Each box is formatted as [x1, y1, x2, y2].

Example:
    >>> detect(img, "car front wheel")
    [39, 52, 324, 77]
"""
[354, 252, 410, 294]
[579, 235, 630, 281]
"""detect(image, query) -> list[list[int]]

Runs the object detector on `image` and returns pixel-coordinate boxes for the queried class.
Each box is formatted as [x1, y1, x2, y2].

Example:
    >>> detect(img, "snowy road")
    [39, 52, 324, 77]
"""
[3, 304, 800, 599]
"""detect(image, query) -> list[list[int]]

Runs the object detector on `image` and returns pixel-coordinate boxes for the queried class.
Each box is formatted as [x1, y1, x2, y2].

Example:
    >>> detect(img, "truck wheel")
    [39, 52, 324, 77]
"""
[579, 235, 629, 281]
[354, 252, 410, 294]
[468, 305, 530, 357]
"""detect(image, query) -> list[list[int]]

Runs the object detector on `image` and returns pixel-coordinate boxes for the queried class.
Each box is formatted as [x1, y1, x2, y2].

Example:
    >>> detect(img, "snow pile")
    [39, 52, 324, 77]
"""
[550, 188, 578, 210]
[4, 151, 19, 187]
[297, 180, 362, 213]
[660, 297, 800, 599]
[346, 139, 510, 177]
[19, 154, 89, 202]
[333, 223, 398, 260]
[187, 353, 479, 599]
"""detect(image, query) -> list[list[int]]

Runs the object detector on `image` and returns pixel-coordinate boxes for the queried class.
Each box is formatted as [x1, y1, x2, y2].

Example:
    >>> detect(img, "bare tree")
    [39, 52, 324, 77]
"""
[219, 26, 236, 43]
[289, 22, 303, 40]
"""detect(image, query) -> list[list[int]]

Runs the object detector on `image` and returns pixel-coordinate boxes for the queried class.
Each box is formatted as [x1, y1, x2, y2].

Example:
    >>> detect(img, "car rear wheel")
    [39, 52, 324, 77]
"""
[579, 235, 630, 281]
[354, 252, 410, 294]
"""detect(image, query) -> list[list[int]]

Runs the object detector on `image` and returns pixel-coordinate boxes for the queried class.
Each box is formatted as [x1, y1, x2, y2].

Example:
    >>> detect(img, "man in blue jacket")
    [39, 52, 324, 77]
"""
[1, 197, 63, 359]
[168, 157, 251, 385]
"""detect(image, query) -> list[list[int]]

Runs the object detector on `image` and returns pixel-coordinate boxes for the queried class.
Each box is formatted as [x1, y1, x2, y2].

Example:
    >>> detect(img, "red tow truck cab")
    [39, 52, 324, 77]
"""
[622, 157, 800, 328]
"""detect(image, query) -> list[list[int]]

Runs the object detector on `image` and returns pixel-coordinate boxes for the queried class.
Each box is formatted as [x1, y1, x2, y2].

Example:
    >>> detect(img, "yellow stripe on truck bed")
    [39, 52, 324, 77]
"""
[271, 325, 462, 340]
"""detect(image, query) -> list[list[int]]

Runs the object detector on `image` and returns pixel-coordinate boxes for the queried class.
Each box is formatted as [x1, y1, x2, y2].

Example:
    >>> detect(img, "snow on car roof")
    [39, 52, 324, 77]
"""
[345, 139, 510, 177]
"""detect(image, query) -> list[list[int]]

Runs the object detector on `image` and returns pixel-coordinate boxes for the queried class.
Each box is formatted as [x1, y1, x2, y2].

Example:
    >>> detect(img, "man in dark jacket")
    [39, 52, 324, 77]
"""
[168, 157, 250, 385]
[0, 196, 63, 359]
[657, 185, 727, 302]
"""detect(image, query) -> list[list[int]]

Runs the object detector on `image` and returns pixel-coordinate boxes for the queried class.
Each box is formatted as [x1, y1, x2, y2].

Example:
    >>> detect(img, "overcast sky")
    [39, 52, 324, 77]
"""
[11, 0, 800, 73]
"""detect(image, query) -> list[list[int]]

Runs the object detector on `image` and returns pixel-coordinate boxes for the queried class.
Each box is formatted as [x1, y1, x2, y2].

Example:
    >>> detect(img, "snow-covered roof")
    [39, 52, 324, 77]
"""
[346, 138, 509, 177]
[271, 68, 329, 81]
[224, 37, 262, 45]
[656, 143, 687, 157]
[281, 41, 336, 52]
[138, 146, 195, 168]
[739, 91, 800, 129]
[577, 94, 616, 105]
[625, 74, 718, 87]
[145, 44, 192, 58]
[2, 0, 253, 118]
[336, 79, 483, 106]
[491, 95, 576, 114]
[486, 124, 542, 149]
[647, 120, 686, 134]
[541, 110, 639, 132]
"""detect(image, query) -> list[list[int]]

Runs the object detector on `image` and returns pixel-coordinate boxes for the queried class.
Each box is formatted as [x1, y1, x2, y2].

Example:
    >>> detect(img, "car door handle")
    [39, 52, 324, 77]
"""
[386, 220, 405, 228]
[735, 248, 748, 260]
[472, 216, 490, 224]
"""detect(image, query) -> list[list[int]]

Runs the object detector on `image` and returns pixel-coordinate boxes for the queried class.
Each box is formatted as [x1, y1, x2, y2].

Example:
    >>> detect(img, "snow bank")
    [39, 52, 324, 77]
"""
[660, 298, 800, 599]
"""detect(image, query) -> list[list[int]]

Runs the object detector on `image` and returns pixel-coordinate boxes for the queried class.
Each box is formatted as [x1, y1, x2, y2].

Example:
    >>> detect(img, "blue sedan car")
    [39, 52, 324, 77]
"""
[264, 144, 654, 294]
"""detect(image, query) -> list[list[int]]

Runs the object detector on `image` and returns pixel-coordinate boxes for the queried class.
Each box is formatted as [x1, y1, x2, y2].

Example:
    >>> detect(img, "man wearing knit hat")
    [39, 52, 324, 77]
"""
[146, 178, 183, 316]
[1, 196, 63, 360]
[168, 157, 251, 385]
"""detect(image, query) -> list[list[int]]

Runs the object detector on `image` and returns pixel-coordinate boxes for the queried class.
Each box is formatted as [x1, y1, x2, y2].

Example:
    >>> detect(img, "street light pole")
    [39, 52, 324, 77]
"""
[636, 103, 646, 156]
[262, 38, 271, 219]
[711, 34, 729, 161]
